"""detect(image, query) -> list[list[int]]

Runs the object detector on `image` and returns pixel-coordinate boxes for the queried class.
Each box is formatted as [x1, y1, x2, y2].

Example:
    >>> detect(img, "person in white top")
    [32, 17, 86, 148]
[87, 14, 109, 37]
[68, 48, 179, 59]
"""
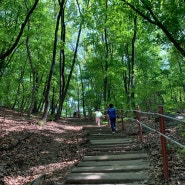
[95, 109, 103, 127]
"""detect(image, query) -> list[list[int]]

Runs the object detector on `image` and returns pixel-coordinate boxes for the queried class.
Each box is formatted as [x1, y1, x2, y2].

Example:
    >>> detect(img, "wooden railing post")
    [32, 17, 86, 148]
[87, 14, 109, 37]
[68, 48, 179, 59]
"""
[159, 105, 169, 182]
[136, 106, 143, 142]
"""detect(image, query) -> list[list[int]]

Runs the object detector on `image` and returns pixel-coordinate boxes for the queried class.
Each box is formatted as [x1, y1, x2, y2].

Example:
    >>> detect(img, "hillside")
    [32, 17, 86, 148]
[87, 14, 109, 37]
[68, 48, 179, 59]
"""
[0, 108, 88, 185]
[0, 108, 185, 185]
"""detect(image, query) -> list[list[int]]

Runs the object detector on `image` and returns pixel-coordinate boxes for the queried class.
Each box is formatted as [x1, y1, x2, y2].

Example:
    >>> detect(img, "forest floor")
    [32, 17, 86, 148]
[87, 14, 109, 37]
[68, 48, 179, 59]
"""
[0, 107, 185, 185]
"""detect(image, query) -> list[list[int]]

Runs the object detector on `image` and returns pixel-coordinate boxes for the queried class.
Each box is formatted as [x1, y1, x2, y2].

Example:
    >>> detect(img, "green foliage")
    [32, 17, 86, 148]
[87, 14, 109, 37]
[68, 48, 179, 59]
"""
[0, 0, 185, 117]
[178, 124, 185, 137]
[181, 148, 185, 154]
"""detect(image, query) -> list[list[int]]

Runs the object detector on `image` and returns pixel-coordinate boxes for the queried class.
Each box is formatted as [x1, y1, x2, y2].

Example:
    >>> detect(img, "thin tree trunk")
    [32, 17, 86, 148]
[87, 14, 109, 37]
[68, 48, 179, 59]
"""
[36, 76, 45, 112]
[50, 86, 56, 115]
[178, 61, 185, 93]
[41, 6, 62, 124]
[122, 53, 128, 101]
[32, 75, 39, 113]
[55, 0, 82, 120]
[56, 24, 82, 119]
[103, 0, 108, 103]
[12, 62, 26, 110]
[125, 43, 131, 104]
[0, 0, 39, 61]
[26, 30, 36, 117]
[79, 63, 86, 117]
[55, 0, 66, 120]
[130, 16, 137, 109]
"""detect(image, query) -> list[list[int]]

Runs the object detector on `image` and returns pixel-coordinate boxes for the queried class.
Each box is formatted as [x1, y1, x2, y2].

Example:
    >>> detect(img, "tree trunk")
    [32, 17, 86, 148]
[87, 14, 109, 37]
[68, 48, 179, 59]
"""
[12, 63, 26, 110]
[103, 0, 108, 103]
[130, 16, 137, 109]
[50, 87, 56, 115]
[125, 43, 131, 105]
[55, 0, 66, 120]
[79, 63, 86, 117]
[55, 0, 82, 120]
[26, 19, 36, 117]
[41, 6, 62, 124]
[0, 0, 39, 61]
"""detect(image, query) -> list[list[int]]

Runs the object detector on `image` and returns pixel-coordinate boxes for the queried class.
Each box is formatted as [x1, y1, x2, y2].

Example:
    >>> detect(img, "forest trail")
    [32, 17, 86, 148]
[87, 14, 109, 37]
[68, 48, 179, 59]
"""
[65, 125, 150, 185]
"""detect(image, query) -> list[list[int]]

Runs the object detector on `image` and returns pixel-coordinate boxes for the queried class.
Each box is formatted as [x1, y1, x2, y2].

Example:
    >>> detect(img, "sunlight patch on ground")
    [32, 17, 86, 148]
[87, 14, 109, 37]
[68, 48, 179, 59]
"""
[54, 137, 65, 142]
[3, 160, 78, 185]
[29, 161, 78, 175]
[4, 175, 37, 185]
[62, 125, 83, 131]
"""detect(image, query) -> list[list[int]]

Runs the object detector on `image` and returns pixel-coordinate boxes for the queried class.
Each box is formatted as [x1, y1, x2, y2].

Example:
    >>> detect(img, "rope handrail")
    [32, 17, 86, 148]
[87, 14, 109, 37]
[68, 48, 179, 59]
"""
[124, 106, 185, 181]
[127, 109, 185, 124]
[139, 120, 185, 148]
[127, 117, 185, 148]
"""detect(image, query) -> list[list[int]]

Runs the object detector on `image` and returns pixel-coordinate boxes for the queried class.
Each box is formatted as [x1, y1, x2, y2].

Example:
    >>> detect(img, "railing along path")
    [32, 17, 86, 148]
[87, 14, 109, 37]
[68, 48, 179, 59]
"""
[111, 105, 185, 183]
[126, 105, 185, 182]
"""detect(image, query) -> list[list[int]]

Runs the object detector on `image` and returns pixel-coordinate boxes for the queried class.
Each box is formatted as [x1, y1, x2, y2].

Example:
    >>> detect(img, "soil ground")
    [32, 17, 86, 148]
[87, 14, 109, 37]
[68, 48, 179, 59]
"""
[0, 108, 89, 185]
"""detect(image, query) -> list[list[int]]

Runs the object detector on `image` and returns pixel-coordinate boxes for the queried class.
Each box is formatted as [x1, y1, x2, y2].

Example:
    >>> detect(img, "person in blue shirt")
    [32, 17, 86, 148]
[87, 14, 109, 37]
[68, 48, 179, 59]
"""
[107, 104, 116, 134]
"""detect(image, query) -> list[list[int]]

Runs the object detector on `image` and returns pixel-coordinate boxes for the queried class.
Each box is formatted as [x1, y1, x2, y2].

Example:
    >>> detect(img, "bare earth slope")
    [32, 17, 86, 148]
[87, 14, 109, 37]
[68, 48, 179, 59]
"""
[0, 108, 88, 185]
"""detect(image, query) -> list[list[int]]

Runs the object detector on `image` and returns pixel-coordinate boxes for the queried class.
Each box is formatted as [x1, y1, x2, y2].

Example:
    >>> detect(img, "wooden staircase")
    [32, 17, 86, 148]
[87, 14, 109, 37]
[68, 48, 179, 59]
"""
[65, 126, 150, 185]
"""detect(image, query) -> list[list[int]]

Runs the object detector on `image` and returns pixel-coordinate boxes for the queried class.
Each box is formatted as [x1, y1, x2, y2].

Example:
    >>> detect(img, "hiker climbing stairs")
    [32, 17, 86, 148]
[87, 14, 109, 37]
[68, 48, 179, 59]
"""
[65, 126, 150, 184]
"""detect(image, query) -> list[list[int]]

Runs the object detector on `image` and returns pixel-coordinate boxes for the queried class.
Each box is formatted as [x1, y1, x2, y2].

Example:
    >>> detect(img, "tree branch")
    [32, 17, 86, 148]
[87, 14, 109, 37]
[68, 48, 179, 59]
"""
[121, 0, 185, 57]
[0, 0, 39, 61]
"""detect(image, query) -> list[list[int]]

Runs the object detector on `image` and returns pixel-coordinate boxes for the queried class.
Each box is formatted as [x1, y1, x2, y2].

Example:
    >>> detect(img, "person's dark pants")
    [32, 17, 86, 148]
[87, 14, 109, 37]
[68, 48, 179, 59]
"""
[110, 118, 116, 132]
